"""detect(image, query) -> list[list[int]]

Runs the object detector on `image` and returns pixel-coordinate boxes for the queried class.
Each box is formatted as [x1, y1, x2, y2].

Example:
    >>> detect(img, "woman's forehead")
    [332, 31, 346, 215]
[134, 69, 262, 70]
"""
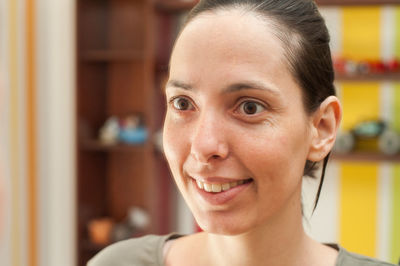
[175, 10, 284, 55]
[169, 10, 291, 88]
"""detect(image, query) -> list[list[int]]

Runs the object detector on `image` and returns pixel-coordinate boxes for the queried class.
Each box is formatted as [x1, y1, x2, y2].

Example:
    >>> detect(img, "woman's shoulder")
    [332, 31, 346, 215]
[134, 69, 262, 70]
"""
[336, 246, 396, 266]
[87, 233, 182, 266]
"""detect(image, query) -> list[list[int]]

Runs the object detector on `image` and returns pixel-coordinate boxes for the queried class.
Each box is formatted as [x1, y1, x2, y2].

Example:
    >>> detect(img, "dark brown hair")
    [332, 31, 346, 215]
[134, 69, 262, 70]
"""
[179, 0, 335, 210]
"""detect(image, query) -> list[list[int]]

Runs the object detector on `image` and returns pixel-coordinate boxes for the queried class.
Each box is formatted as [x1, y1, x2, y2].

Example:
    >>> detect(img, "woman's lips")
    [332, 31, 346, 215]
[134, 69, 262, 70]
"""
[190, 177, 253, 205]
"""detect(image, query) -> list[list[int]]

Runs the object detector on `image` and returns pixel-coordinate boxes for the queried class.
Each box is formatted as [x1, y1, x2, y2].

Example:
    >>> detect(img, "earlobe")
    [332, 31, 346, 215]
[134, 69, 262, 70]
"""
[307, 96, 342, 162]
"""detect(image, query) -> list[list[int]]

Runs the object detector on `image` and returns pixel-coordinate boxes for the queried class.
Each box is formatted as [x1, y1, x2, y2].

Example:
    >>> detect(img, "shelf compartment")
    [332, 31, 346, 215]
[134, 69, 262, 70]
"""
[335, 72, 400, 82]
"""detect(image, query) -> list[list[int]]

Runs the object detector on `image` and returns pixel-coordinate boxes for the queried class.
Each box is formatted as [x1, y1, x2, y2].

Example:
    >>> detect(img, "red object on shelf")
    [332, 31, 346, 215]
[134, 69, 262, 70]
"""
[333, 57, 400, 75]
[375, 61, 386, 73]
[334, 57, 346, 73]
[387, 59, 400, 72]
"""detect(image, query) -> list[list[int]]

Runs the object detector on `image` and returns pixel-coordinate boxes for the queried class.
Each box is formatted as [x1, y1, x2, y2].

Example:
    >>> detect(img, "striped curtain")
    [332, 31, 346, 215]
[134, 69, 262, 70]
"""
[0, 0, 76, 266]
[1, 0, 38, 265]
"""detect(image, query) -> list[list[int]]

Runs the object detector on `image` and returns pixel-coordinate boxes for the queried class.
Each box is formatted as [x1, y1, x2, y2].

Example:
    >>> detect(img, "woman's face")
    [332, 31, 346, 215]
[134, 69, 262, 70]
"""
[163, 11, 314, 235]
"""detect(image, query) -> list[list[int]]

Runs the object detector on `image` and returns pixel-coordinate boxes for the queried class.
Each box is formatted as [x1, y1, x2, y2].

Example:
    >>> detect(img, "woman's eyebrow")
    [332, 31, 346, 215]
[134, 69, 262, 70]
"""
[165, 80, 193, 91]
[223, 81, 281, 97]
[166, 79, 281, 97]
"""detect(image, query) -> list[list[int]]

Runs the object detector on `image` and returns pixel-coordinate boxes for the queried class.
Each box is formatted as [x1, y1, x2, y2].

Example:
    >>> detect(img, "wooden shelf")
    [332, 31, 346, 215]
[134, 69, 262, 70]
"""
[81, 239, 109, 254]
[80, 139, 148, 152]
[335, 72, 400, 82]
[332, 152, 400, 162]
[80, 50, 144, 62]
[155, 0, 198, 13]
[316, 0, 400, 5]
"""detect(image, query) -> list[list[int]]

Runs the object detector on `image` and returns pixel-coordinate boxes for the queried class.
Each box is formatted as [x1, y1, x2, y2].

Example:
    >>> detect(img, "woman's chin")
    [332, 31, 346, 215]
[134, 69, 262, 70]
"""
[195, 216, 253, 236]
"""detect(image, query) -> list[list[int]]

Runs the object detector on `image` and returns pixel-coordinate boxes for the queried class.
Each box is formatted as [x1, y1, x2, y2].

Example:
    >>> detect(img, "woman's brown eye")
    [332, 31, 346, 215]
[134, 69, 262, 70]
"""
[172, 97, 193, 110]
[241, 101, 264, 115]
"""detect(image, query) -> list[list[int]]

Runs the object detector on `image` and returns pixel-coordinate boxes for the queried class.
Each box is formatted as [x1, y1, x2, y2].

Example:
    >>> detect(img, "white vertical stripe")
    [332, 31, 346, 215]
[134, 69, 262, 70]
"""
[306, 162, 340, 244]
[381, 7, 395, 61]
[0, 0, 12, 264]
[380, 83, 393, 124]
[319, 7, 342, 57]
[377, 164, 393, 261]
[377, 14, 395, 256]
[37, 0, 76, 265]
[17, 0, 28, 265]
[37, 1, 49, 265]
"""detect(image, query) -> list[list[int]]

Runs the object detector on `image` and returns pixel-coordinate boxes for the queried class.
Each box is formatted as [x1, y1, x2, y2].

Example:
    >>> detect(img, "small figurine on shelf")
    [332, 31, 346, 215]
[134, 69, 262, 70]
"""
[387, 58, 400, 72]
[334, 120, 400, 155]
[118, 114, 148, 144]
[87, 217, 115, 246]
[111, 207, 150, 242]
[98, 114, 148, 145]
[99, 116, 120, 144]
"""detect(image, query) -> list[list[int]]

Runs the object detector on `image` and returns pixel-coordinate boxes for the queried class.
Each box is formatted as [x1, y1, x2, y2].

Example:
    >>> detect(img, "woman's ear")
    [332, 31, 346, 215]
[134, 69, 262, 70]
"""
[307, 96, 342, 162]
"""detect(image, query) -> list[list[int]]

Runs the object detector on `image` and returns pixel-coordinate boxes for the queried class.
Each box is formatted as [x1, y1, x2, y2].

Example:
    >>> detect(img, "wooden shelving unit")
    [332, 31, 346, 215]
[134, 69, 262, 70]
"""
[333, 70, 400, 162]
[76, 0, 179, 265]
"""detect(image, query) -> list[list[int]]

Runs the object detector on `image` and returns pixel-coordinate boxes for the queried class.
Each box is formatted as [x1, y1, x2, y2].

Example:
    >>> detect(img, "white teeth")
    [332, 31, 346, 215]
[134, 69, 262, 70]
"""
[195, 179, 248, 193]
[196, 180, 204, 189]
[212, 184, 222, 193]
[203, 183, 212, 192]
[222, 183, 230, 191]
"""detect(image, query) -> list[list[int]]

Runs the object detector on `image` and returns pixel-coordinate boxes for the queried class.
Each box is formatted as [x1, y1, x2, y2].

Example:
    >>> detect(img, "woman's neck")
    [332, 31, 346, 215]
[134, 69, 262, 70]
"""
[205, 204, 310, 266]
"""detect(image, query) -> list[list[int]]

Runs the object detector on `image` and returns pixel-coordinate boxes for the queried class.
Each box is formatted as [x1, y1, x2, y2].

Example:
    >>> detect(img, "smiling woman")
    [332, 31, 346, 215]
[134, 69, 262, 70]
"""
[88, 1, 394, 266]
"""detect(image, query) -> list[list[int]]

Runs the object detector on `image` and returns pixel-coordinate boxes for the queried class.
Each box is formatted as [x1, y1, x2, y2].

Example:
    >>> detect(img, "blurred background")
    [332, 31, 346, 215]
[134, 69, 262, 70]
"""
[0, 0, 400, 266]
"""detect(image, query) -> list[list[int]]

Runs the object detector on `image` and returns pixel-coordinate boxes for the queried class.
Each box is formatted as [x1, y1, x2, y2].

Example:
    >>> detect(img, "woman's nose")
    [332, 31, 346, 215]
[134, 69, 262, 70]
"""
[190, 112, 229, 164]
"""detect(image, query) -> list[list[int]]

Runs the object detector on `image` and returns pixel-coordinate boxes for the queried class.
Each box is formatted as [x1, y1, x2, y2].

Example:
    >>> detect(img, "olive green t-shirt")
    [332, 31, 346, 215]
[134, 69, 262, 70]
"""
[87, 234, 396, 266]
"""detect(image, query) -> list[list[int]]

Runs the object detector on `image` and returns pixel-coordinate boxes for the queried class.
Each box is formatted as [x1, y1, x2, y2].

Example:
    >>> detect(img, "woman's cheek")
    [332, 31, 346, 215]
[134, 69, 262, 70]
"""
[163, 115, 189, 168]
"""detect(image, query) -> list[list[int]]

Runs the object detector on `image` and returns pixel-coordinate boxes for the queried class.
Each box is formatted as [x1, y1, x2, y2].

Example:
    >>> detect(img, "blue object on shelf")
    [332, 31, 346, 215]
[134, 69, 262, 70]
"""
[119, 127, 148, 144]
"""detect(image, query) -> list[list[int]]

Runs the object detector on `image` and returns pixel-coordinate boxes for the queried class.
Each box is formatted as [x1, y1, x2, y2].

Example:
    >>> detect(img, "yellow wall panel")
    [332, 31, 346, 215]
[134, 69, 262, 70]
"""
[340, 82, 380, 130]
[340, 163, 378, 257]
[342, 7, 381, 60]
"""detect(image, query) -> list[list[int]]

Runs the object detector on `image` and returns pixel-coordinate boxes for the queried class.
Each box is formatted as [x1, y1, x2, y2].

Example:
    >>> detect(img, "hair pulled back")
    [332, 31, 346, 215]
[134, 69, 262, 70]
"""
[180, 0, 336, 210]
